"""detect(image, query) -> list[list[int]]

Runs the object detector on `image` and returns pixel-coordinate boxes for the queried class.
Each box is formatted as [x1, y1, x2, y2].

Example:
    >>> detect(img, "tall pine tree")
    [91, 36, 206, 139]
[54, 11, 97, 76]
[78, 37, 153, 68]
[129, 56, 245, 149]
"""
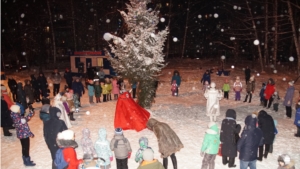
[104, 0, 168, 108]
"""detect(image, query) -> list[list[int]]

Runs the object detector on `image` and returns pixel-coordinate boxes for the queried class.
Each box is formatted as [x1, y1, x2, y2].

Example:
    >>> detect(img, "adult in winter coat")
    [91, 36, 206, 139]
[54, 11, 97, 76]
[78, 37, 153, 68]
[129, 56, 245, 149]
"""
[201, 70, 211, 85]
[37, 72, 48, 98]
[16, 82, 28, 110]
[200, 122, 220, 169]
[10, 104, 36, 166]
[95, 128, 113, 169]
[277, 154, 295, 169]
[24, 80, 35, 105]
[81, 128, 96, 157]
[137, 149, 165, 169]
[171, 70, 181, 88]
[43, 106, 67, 169]
[1, 85, 14, 108]
[257, 110, 276, 161]
[244, 66, 251, 84]
[294, 102, 300, 137]
[264, 78, 276, 108]
[1, 98, 13, 136]
[243, 76, 255, 103]
[237, 114, 263, 169]
[8, 77, 18, 102]
[72, 77, 84, 104]
[147, 118, 184, 169]
[283, 81, 295, 118]
[204, 82, 223, 122]
[56, 130, 83, 169]
[30, 74, 40, 102]
[64, 68, 73, 89]
[220, 109, 241, 168]
[50, 68, 62, 96]
[53, 93, 72, 128]
[39, 98, 51, 122]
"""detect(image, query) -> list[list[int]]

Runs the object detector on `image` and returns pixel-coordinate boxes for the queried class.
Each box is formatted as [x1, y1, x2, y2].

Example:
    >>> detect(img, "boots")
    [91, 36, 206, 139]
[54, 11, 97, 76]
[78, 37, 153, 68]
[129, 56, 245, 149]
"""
[69, 112, 75, 121]
[23, 156, 36, 166]
[3, 127, 12, 136]
[243, 95, 248, 102]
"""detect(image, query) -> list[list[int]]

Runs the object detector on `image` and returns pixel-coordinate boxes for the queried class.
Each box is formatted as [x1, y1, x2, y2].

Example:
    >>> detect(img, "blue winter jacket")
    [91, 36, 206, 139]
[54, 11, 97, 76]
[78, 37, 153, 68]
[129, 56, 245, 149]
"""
[87, 84, 94, 96]
[294, 108, 300, 127]
[171, 75, 181, 87]
[201, 73, 211, 85]
[237, 115, 263, 161]
[72, 81, 84, 97]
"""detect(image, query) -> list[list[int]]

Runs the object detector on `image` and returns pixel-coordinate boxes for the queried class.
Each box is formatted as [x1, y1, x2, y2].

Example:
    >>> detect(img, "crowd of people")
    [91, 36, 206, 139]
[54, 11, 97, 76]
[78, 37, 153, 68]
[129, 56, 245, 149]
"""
[1, 67, 299, 169]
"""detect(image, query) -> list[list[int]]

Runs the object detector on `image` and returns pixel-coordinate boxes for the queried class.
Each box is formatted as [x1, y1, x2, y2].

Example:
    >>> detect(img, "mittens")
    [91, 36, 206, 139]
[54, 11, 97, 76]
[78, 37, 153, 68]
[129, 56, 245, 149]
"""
[128, 152, 131, 158]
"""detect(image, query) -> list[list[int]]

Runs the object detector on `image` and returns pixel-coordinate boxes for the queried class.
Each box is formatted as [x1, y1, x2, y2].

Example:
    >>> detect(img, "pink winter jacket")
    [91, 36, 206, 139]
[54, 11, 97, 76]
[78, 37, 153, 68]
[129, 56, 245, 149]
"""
[112, 80, 120, 95]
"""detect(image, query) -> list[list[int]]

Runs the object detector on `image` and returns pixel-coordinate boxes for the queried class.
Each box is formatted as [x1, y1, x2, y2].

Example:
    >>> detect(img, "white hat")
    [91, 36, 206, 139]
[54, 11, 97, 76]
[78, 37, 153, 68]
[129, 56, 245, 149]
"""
[143, 149, 154, 161]
[210, 82, 216, 88]
[288, 81, 294, 86]
[208, 122, 216, 128]
[57, 132, 64, 140]
[61, 130, 74, 140]
[10, 105, 20, 113]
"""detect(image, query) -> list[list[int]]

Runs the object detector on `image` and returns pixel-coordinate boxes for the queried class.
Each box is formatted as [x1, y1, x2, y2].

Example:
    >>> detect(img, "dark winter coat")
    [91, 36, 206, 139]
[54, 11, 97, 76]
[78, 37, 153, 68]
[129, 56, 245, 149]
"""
[72, 80, 85, 97]
[220, 109, 241, 157]
[147, 118, 184, 158]
[246, 80, 255, 93]
[37, 73, 48, 97]
[1, 99, 13, 127]
[64, 71, 73, 85]
[258, 110, 276, 144]
[16, 83, 28, 109]
[295, 108, 300, 127]
[43, 107, 68, 160]
[8, 78, 18, 93]
[201, 72, 211, 85]
[30, 74, 39, 91]
[237, 115, 263, 161]
[244, 68, 251, 79]
[171, 75, 181, 87]
[283, 86, 295, 107]
[24, 80, 34, 104]
[40, 104, 51, 122]
[94, 84, 102, 97]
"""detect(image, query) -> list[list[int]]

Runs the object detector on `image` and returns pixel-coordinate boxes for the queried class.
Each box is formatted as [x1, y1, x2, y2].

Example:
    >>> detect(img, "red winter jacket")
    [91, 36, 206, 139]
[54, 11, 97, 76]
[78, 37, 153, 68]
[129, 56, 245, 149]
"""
[264, 84, 275, 100]
[63, 147, 82, 169]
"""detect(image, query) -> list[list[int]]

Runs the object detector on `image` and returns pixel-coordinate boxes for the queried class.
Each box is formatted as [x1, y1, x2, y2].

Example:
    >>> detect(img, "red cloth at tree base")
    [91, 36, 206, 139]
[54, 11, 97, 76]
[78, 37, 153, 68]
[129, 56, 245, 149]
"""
[114, 92, 150, 132]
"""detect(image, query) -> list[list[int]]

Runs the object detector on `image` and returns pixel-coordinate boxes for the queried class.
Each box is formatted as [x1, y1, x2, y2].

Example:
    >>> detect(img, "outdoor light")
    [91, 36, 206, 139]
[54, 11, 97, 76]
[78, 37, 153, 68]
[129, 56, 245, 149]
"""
[214, 13, 219, 18]
[231, 65, 234, 69]
[253, 39, 259, 45]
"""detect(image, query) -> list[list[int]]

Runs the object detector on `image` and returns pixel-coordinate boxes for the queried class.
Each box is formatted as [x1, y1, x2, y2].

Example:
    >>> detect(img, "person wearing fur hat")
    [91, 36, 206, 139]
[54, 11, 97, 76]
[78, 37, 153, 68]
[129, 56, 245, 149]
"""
[220, 109, 241, 168]
[10, 104, 36, 166]
[257, 110, 276, 161]
[110, 128, 132, 169]
[204, 82, 223, 122]
[44, 106, 67, 168]
[53, 93, 72, 128]
[200, 122, 220, 169]
[283, 81, 295, 118]
[294, 102, 300, 137]
[237, 114, 263, 169]
[135, 137, 154, 164]
[95, 128, 113, 169]
[57, 130, 83, 169]
[137, 149, 165, 169]
[147, 118, 184, 169]
[233, 76, 242, 101]
[264, 78, 276, 108]
[1, 95, 14, 136]
[243, 76, 255, 103]
[81, 128, 96, 157]
[277, 154, 295, 169]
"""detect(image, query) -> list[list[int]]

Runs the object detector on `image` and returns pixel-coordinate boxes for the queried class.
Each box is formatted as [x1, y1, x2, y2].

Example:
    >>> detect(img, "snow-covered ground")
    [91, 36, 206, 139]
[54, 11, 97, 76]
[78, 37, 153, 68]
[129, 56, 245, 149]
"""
[1, 59, 300, 169]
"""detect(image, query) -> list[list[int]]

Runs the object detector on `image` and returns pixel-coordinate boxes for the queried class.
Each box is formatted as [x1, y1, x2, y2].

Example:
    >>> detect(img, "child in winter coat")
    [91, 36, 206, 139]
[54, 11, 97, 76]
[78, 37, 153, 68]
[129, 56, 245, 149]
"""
[233, 76, 242, 101]
[294, 102, 300, 137]
[56, 130, 83, 169]
[102, 79, 112, 102]
[95, 128, 113, 169]
[94, 80, 102, 103]
[277, 154, 295, 169]
[81, 128, 96, 157]
[222, 79, 230, 99]
[259, 83, 266, 106]
[82, 154, 97, 169]
[10, 104, 36, 166]
[200, 122, 220, 169]
[65, 92, 76, 121]
[112, 77, 120, 100]
[272, 91, 280, 112]
[87, 80, 95, 104]
[110, 128, 132, 169]
[135, 137, 154, 164]
[137, 149, 164, 169]
[171, 80, 178, 96]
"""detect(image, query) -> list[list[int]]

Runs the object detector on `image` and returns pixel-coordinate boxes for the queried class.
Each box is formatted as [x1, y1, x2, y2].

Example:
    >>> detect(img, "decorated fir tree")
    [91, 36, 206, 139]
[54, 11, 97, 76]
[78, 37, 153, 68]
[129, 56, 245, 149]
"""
[103, 0, 168, 108]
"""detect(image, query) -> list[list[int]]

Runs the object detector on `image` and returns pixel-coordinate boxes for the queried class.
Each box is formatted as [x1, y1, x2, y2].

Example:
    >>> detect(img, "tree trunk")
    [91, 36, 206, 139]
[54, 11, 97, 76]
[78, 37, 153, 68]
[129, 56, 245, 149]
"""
[181, 0, 190, 58]
[70, 0, 77, 51]
[264, 0, 269, 65]
[287, 0, 300, 74]
[273, 0, 278, 69]
[246, 1, 265, 72]
[165, 0, 172, 58]
[47, 0, 57, 63]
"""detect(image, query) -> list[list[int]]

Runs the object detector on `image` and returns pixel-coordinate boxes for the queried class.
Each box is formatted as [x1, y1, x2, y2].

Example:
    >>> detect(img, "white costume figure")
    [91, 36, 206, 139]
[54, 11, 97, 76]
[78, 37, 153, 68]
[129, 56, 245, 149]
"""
[53, 93, 72, 128]
[204, 82, 223, 122]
